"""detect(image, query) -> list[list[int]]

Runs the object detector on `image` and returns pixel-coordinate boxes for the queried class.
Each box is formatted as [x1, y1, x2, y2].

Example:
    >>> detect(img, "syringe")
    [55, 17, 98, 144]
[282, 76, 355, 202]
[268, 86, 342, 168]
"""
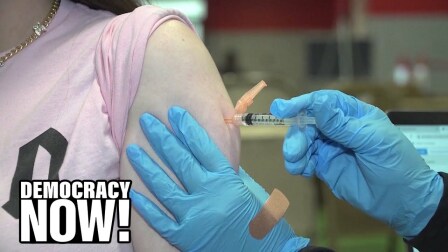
[225, 80, 316, 127]
[228, 113, 316, 126]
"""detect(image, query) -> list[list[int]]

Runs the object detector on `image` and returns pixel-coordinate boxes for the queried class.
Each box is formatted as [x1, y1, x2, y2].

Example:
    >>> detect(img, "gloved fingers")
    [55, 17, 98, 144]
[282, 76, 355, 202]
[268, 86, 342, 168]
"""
[310, 92, 394, 152]
[306, 153, 318, 177]
[312, 96, 365, 150]
[129, 189, 180, 242]
[285, 150, 317, 177]
[271, 90, 374, 120]
[126, 144, 188, 215]
[270, 94, 313, 119]
[168, 106, 232, 173]
[313, 143, 357, 196]
[283, 126, 307, 161]
[238, 167, 269, 203]
[303, 140, 320, 177]
[283, 124, 319, 157]
[282, 126, 318, 176]
[280, 236, 310, 252]
[333, 92, 382, 119]
[139, 113, 207, 192]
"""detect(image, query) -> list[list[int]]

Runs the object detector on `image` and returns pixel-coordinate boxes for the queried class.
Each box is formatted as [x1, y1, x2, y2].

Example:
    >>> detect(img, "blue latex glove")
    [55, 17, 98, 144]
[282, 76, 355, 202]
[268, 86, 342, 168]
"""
[270, 90, 444, 238]
[126, 107, 309, 251]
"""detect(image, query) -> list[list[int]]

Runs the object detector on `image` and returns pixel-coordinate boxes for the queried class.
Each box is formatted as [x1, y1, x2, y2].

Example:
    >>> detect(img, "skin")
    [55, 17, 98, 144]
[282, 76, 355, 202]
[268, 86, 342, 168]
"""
[0, 0, 53, 52]
[3, 1, 241, 251]
[119, 20, 241, 251]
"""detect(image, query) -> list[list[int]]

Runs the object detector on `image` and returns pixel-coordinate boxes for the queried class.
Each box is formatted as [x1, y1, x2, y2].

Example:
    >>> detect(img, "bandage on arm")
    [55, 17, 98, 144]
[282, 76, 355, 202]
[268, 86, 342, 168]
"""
[120, 20, 240, 251]
[249, 189, 289, 239]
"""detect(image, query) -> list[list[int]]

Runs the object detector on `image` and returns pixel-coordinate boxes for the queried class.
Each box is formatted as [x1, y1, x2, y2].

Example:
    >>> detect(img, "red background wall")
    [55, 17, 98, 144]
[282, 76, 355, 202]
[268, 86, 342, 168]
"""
[205, 0, 448, 31]
[205, 0, 339, 31]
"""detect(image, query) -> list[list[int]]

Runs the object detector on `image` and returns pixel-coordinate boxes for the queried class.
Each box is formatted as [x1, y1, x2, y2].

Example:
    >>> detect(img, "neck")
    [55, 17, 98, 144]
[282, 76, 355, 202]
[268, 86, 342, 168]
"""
[0, 0, 54, 52]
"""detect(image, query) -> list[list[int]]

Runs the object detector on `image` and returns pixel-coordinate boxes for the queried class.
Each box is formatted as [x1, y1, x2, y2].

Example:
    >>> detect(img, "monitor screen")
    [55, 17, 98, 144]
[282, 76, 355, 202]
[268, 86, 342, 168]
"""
[396, 125, 448, 173]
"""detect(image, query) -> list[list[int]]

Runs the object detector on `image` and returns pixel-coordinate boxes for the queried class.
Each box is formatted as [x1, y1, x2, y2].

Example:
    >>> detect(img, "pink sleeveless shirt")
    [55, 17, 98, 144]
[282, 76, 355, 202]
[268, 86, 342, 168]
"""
[0, 0, 192, 250]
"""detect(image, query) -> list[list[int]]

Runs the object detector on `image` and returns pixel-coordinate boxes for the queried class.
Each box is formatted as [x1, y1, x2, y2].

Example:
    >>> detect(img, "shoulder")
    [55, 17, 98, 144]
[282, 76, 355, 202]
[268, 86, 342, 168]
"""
[93, 4, 198, 152]
[95, 4, 195, 70]
[144, 18, 200, 66]
[102, 4, 194, 39]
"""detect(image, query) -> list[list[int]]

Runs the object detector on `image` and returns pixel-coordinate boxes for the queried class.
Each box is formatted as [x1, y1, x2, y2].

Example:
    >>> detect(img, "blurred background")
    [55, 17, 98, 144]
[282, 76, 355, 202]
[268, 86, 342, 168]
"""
[151, 0, 448, 251]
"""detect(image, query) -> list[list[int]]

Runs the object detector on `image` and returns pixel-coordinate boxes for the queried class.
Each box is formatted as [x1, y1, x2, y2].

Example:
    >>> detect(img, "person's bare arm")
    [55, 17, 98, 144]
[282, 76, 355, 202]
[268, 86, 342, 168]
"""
[120, 20, 240, 251]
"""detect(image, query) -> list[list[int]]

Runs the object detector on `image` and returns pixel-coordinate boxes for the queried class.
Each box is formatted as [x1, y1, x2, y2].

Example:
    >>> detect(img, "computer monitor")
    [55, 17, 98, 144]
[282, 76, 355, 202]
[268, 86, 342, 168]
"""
[388, 111, 448, 173]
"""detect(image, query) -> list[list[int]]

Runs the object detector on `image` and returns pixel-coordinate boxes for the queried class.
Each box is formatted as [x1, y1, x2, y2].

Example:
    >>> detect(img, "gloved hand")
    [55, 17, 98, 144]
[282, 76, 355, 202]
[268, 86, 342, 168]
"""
[127, 107, 309, 251]
[270, 90, 444, 238]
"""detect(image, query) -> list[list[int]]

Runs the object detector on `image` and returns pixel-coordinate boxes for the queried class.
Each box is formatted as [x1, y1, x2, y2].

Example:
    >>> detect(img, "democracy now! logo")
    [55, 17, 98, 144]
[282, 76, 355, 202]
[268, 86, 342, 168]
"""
[19, 180, 132, 243]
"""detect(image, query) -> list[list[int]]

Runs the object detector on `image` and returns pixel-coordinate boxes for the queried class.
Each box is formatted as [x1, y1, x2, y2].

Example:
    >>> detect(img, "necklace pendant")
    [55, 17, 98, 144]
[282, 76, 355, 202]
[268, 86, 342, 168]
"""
[0, 0, 59, 67]
[33, 22, 47, 36]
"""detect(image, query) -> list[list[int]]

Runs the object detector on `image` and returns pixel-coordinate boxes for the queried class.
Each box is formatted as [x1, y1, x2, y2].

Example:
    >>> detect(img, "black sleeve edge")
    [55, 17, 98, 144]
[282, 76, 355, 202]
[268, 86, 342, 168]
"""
[300, 246, 335, 252]
[405, 172, 448, 251]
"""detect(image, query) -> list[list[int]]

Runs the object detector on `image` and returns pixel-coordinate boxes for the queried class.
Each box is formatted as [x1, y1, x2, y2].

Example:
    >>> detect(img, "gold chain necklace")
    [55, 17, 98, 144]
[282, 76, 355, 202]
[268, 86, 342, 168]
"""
[0, 0, 61, 67]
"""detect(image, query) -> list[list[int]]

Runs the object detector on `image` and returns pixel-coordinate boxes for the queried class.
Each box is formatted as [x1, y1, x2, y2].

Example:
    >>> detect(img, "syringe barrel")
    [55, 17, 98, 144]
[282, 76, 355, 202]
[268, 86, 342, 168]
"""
[234, 113, 316, 126]
[274, 116, 316, 126]
[235, 113, 292, 126]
